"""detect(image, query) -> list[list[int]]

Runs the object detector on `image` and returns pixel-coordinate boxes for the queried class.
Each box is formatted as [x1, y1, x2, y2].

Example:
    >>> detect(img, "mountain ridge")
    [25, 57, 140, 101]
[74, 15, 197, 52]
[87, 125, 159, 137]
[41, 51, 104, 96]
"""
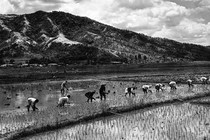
[0, 10, 210, 65]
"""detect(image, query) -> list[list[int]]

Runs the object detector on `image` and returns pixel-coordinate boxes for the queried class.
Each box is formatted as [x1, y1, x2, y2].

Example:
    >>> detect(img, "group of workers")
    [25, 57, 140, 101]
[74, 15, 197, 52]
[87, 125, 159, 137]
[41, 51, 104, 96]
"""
[26, 76, 209, 112]
[26, 81, 108, 112]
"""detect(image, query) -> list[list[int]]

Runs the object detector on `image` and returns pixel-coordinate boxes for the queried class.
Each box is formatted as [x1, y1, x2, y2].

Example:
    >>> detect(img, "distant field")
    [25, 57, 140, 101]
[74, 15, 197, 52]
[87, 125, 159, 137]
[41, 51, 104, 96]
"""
[0, 61, 210, 84]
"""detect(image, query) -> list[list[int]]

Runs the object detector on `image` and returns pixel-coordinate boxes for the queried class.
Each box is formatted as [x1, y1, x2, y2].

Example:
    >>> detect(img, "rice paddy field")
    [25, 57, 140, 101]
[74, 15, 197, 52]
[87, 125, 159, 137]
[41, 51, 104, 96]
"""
[1, 73, 210, 140]
[1, 62, 210, 140]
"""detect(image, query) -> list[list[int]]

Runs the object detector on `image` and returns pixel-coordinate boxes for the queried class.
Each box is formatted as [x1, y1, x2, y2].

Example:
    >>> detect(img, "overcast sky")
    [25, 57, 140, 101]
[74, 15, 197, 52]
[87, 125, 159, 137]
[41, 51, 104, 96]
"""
[1, 0, 210, 46]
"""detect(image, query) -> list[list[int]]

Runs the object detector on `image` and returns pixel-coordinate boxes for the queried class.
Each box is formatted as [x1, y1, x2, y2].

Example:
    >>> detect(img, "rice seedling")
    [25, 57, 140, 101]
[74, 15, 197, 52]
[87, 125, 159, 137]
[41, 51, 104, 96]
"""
[24, 102, 210, 140]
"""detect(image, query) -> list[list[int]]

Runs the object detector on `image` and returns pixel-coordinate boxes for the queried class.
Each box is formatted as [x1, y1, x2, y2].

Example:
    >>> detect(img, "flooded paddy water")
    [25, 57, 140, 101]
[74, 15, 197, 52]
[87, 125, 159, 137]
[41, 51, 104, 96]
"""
[1, 79, 209, 114]
[0, 79, 101, 113]
[1, 77, 210, 140]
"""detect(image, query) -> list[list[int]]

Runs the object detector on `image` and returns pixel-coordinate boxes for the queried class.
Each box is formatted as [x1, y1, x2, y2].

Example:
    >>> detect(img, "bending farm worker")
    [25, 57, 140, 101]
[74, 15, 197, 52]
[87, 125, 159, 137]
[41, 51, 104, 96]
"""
[26, 97, 39, 112]
[57, 95, 71, 107]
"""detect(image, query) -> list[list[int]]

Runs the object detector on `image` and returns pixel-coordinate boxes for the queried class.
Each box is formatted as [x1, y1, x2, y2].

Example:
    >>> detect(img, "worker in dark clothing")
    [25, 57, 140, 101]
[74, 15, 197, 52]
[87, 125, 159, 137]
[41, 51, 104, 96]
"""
[99, 84, 109, 101]
[85, 91, 96, 102]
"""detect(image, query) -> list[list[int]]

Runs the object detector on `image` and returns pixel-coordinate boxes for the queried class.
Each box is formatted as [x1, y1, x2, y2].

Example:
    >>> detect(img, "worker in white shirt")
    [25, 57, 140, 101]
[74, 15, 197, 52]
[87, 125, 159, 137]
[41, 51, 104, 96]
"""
[26, 97, 39, 112]
[57, 95, 71, 107]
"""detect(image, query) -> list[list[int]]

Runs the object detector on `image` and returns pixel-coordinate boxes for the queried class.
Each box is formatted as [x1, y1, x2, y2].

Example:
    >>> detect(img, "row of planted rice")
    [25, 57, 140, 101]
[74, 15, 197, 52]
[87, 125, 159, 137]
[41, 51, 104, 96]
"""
[1, 80, 210, 139]
[26, 102, 210, 140]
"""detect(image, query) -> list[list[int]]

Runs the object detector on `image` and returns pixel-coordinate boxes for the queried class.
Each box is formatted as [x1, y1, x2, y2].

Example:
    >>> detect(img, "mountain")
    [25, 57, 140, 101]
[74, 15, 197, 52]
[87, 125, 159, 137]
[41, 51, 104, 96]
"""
[0, 10, 210, 65]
